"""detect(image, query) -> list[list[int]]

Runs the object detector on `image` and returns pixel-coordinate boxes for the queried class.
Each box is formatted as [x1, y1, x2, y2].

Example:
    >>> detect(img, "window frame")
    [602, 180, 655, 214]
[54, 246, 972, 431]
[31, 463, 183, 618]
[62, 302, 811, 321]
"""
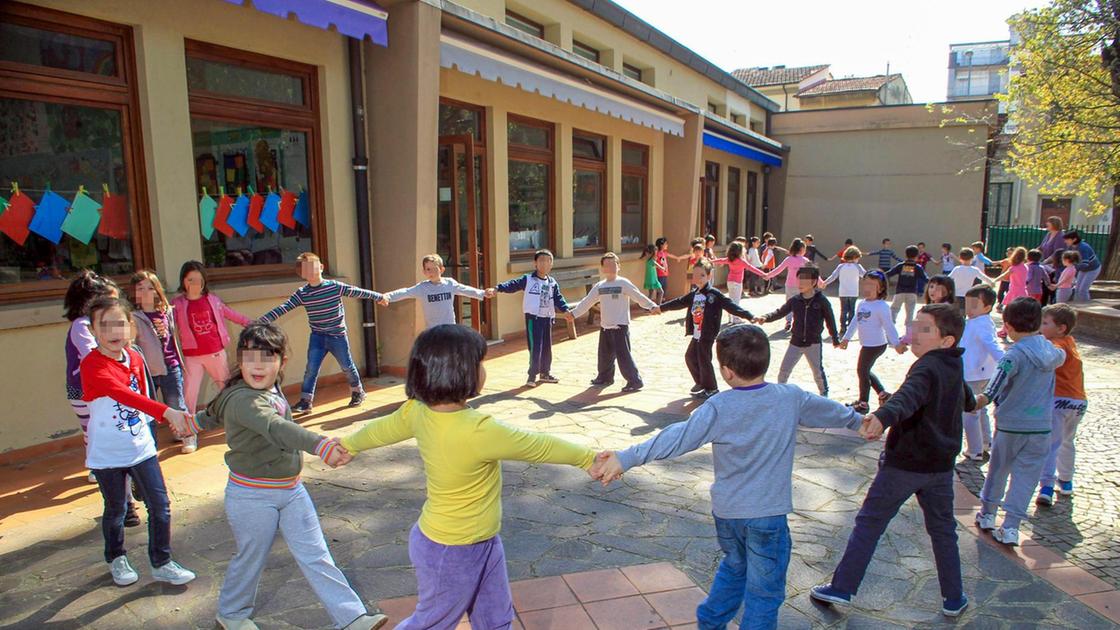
[185, 39, 328, 283]
[572, 39, 600, 64]
[0, 2, 153, 304]
[571, 129, 607, 254]
[505, 10, 545, 39]
[745, 171, 758, 238]
[507, 114, 555, 258]
[620, 141, 649, 251]
[622, 62, 643, 82]
[701, 161, 720, 239]
[725, 166, 741, 244]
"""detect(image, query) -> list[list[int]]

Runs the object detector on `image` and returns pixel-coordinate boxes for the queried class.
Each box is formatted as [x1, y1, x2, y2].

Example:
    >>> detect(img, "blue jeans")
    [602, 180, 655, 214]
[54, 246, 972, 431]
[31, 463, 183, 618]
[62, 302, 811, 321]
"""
[1074, 265, 1100, 302]
[153, 363, 186, 412]
[92, 455, 172, 566]
[697, 514, 790, 630]
[302, 332, 362, 400]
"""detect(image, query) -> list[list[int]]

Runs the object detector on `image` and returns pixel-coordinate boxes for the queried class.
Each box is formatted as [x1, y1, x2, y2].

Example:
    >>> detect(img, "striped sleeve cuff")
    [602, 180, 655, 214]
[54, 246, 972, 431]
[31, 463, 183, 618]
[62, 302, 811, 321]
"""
[187, 413, 204, 434]
[315, 437, 340, 461]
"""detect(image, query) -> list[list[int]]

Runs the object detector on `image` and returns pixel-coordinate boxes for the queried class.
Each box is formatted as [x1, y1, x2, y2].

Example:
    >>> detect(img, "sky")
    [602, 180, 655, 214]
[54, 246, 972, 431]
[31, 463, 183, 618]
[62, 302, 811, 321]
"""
[611, 0, 1050, 104]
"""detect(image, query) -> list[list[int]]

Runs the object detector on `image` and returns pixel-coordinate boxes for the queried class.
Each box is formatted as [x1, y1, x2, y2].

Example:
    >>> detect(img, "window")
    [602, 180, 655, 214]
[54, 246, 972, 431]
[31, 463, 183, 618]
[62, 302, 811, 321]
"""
[572, 40, 600, 64]
[0, 4, 150, 302]
[725, 167, 741, 244]
[749, 120, 764, 133]
[745, 171, 758, 238]
[439, 100, 484, 142]
[986, 182, 1014, 225]
[730, 113, 745, 126]
[572, 130, 605, 252]
[621, 142, 648, 250]
[507, 116, 554, 255]
[622, 62, 643, 82]
[186, 41, 323, 278]
[505, 11, 544, 39]
[702, 162, 720, 238]
[708, 102, 720, 115]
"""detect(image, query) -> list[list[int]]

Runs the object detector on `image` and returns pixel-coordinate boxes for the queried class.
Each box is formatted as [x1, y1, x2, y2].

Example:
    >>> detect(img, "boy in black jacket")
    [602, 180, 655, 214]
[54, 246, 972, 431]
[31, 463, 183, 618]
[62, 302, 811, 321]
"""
[754, 265, 838, 396]
[660, 259, 753, 399]
[811, 304, 975, 618]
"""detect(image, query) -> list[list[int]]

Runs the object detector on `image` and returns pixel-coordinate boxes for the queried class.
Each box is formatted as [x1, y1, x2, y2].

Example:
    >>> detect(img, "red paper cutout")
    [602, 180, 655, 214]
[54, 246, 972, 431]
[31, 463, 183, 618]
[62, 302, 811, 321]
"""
[99, 193, 131, 239]
[0, 192, 35, 245]
[248, 193, 265, 233]
[278, 190, 298, 229]
[213, 195, 235, 238]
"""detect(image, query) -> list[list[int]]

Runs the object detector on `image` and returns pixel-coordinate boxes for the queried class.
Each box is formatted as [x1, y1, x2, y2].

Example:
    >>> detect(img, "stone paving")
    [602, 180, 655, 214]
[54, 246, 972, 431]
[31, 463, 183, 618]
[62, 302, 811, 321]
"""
[0, 291, 1117, 629]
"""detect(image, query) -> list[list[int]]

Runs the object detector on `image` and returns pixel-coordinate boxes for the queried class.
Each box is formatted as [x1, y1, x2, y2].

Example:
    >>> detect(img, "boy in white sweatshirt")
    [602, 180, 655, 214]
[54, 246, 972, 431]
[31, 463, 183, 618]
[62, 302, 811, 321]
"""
[959, 286, 1003, 460]
[822, 246, 866, 337]
[948, 249, 995, 313]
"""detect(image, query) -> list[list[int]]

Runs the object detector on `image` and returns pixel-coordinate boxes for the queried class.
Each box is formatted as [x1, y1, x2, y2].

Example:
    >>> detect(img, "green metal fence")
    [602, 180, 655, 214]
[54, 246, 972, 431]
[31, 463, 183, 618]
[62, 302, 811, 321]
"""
[984, 224, 1110, 258]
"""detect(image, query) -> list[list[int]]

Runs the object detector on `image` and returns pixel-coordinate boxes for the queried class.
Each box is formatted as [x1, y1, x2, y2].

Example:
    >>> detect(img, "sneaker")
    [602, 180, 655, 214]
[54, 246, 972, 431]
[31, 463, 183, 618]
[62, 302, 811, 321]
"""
[699, 389, 718, 399]
[110, 555, 138, 586]
[349, 391, 366, 407]
[292, 399, 313, 415]
[849, 401, 870, 414]
[151, 560, 196, 585]
[124, 502, 141, 528]
[688, 385, 705, 394]
[180, 434, 198, 454]
[343, 612, 390, 630]
[589, 378, 614, 387]
[974, 511, 996, 531]
[524, 379, 538, 388]
[1036, 486, 1055, 506]
[809, 583, 851, 607]
[537, 374, 559, 384]
[963, 452, 985, 462]
[942, 595, 969, 617]
[621, 383, 643, 393]
[993, 526, 1020, 546]
[216, 616, 260, 630]
[88, 471, 98, 484]
[1058, 480, 1074, 496]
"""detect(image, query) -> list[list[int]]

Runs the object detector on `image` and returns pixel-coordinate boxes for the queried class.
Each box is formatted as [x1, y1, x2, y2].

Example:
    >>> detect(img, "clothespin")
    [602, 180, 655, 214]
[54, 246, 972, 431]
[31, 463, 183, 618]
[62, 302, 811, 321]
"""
[219, 185, 225, 196]
[78, 185, 87, 197]
[236, 186, 243, 196]
[102, 183, 111, 198]
[247, 185, 255, 195]
[10, 182, 19, 197]
[202, 186, 208, 197]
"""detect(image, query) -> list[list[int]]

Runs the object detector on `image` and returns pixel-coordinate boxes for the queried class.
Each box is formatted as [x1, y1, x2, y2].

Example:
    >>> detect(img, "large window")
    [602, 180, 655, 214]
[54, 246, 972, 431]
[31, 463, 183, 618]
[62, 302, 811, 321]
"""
[725, 167, 741, 244]
[621, 142, 648, 250]
[745, 171, 758, 237]
[702, 162, 720, 238]
[572, 40, 600, 64]
[987, 182, 1013, 225]
[186, 41, 322, 278]
[572, 131, 605, 252]
[505, 11, 544, 39]
[622, 63, 643, 82]
[508, 116, 553, 255]
[0, 4, 150, 302]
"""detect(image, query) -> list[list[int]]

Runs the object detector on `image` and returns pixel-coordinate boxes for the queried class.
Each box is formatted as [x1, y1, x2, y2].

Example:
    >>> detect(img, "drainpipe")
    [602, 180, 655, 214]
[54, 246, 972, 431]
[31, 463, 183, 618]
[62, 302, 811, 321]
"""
[349, 37, 379, 377]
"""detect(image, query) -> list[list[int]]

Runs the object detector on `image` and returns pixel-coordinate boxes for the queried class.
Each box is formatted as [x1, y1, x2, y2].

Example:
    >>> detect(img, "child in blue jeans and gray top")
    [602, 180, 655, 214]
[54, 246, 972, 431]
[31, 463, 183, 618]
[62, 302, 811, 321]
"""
[593, 324, 862, 629]
[973, 297, 1065, 546]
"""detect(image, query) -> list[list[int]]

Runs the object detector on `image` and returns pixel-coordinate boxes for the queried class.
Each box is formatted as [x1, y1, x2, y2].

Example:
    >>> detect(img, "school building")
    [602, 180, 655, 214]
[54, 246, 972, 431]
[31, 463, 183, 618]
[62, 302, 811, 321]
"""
[0, 0, 788, 457]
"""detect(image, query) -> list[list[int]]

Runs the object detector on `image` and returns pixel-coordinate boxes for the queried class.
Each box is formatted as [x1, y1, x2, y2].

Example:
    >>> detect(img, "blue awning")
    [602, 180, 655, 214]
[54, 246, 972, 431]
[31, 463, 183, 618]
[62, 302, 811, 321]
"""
[702, 131, 782, 166]
[222, 0, 388, 47]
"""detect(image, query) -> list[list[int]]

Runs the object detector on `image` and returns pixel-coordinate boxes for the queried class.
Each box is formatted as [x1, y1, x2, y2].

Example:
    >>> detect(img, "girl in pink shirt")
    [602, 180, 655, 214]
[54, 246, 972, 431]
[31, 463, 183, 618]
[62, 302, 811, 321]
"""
[1051, 250, 1079, 303]
[764, 239, 810, 329]
[992, 247, 1029, 337]
[712, 241, 766, 324]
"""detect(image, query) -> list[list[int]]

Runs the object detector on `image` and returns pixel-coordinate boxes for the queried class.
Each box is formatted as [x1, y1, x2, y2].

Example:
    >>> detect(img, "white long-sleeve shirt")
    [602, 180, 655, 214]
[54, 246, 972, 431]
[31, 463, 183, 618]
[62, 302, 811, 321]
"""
[384, 278, 486, 328]
[841, 299, 899, 347]
[822, 262, 866, 298]
[961, 313, 1004, 382]
[746, 247, 763, 267]
[570, 277, 657, 329]
[948, 265, 993, 297]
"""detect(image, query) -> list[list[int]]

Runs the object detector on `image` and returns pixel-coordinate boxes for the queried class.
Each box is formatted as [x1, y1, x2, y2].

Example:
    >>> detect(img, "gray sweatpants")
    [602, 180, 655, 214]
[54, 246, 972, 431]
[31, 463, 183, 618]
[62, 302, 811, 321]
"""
[220, 481, 367, 628]
[962, 380, 992, 457]
[979, 431, 1050, 530]
[890, 292, 917, 328]
[777, 343, 828, 396]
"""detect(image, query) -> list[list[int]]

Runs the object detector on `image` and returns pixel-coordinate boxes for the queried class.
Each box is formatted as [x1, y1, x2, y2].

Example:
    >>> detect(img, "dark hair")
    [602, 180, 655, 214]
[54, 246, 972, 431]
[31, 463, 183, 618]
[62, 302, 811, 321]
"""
[63, 270, 119, 321]
[924, 275, 955, 304]
[692, 258, 713, 274]
[1062, 250, 1082, 265]
[942, 242, 952, 251]
[844, 238, 854, 245]
[882, 238, 891, 245]
[919, 303, 964, 346]
[690, 237, 704, 247]
[1027, 248, 1042, 263]
[226, 322, 290, 390]
[406, 324, 488, 405]
[797, 265, 820, 281]
[86, 295, 133, 327]
[864, 270, 888, 299]
[959, 247, 974, 260]
[704, 234, 716, 243]
[917, 241, 926, 247]
[655, 237, 668, 250]
[178, 260, 209, 295]
[766, 237, 777, 246]
[1063, 230, 1082, 244]
[726, 241, 744, 260]
[600, 251, 620, 265]
[1043, 303, 1077, 335]
[1046, 216, 1065, 231]
[788, 238, 805, 255]
[965, 285, 997, 308]
[640, 243, 657, 260]
[904, 245, 920, 258]
[533, 249, 554, 261]
[1003, 297, 1042, 333]
[715, 324, 770, 380]
[749, 236, 760, 245]
[805, 234, 814, 241]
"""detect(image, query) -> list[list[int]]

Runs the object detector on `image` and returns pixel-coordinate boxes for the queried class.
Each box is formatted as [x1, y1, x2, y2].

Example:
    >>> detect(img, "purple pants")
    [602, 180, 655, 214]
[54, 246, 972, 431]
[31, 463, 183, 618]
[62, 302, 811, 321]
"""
[397, 523, 514, 630]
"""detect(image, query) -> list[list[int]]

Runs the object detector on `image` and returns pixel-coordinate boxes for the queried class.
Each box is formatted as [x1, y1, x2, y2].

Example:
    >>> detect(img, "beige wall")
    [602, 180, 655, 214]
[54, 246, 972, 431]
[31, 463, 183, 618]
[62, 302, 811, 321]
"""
[799, 92, 881, 110]
[0, 0, 361, 455]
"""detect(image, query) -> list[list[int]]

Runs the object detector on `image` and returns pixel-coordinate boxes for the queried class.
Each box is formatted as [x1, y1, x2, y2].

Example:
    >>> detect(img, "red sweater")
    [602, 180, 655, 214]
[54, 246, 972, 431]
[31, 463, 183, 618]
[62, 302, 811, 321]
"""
[81, 347, 168, 422]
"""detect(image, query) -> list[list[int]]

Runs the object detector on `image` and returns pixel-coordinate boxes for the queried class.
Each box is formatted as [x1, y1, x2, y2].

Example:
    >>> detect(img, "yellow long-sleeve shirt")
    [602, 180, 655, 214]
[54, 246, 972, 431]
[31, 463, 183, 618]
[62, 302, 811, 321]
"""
[340, 399, 596, 546]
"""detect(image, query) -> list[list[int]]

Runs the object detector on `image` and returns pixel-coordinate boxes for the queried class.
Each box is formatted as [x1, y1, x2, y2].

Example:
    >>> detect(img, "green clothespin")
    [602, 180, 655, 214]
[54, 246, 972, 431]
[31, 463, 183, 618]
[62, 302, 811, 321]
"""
[236, 186, 243, 197]
[78, 184, 87, 197]
[202, 186, 208, 197]
[10, 181, 19, 197]
[219, 185, 225, 196]
[247, 185, 255, 195]
[102, 183, 111, 198]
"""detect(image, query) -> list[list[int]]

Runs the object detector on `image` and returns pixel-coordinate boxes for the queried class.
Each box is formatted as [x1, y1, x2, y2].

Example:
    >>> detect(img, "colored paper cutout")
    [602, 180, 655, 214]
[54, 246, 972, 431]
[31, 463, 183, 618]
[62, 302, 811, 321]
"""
[278, 190, 298, 229]
[293, 190, 310, 227]
[0, 192, 34, 245]
[247, 192, 265, 233]
[228, 194, 251, 237]
[213, 194, 235, 238]
[261, 192, 282, 232]
[199, 193, 217, 240]
[0, 195, 7, 218]
[62, 191, 103, 245]
[99, 192, 130, 239]
[29, 190, 69, 244]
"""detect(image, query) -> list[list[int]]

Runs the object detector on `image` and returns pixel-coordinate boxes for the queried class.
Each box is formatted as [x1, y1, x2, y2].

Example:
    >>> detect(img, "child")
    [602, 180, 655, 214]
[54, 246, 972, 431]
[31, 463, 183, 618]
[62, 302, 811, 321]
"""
[659, 259, 753, 398]
[81, 296, 196, 587]
[960, 286, 1003, 461]
[940, 243, 957, 274]
[760, 237, 779, 293]
[568, 252, 659, 392]
[973, 297, 1065, 545]
[763, 238, 809, 329]
[804, 234, 828, 264]
[1036, 304, 1086, 506]
[811, 304, 975, 617]
[172, 260, 252, 444]
[822, 246, 867, 336]
[746, 236, 765, 296]
[948, 249, 994, 312]
[653, 237, 686, 294]
[260, 253, 382, 413]
[924, 275, 956, 306]
[378, 254, 487, 328]
[591, 324, 863, 628]
[916, 242, 933, 270]
[839, 270, 903, 412]
[686, 242, 707, 289]
[992, 247, 1028, 334]
[703, 234, 717, 260]
[177, 323, 385, 630]
[971, 241, 995, 269]
[487, 249, 574, 388]
[339, 324, 598, 630]
[993, 247, 1016, 308]
[130, 271, 188, 452]
[868, 238, 902, 272]
[1064, 230, 1102, 302]
[640, 243, 667, 303]
[829, 238, 856, 261]
[1051, 250, 1080, 303]
[756, 266, 838, 396]
[712, 241, 766, 324]
[886, 245, 928, 329]
[1025, 249, 1048, 302]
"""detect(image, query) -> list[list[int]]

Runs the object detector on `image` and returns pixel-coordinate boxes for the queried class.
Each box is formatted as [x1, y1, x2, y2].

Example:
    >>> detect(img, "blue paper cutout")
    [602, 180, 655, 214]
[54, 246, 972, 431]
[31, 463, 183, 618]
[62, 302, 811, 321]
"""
[260, 192, 281, 232]
[293, 190, 310, 227]
[228, 194, 251, 237]
[29, 190, 69, 244]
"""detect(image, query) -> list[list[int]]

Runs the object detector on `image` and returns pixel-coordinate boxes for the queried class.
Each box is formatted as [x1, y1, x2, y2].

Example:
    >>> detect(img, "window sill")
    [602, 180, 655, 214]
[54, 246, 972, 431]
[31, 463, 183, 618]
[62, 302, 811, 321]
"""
[506, 251, 642, 274]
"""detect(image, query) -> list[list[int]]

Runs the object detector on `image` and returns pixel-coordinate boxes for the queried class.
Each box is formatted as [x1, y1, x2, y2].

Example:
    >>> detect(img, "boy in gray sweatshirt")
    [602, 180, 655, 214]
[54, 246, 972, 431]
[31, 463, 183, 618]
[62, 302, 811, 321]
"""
[590, 324, 861, 628]
[974, 297, 1065, 546]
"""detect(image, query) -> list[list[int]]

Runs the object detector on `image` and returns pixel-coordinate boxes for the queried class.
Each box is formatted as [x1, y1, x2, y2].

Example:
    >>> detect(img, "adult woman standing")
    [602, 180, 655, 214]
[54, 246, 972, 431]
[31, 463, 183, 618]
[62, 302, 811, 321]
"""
[1064, 230, 1101, 302]
[1038, 216, 1065, 304]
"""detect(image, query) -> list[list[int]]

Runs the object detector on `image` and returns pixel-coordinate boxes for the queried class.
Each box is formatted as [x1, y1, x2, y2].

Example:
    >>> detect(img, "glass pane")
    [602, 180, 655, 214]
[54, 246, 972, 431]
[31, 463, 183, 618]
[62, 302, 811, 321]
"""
[0, 97, 133, 284]
[186, 57, 304, 106]
[436, 146, 453, 265]
[0, 23, 117, 76]
[725, 190, 740, 243]
[621, 173, 644, 248]
[439, 103, 482, 142]
[573, 169, 602, 249]
[508, 121, 550, 149]
[505, 13, 544, 38]
[508, 160, 549, 253]
[622, 144, 646, 167]
[573, 134, 604, 160]
[190, 119, 313, 268]
[572, 41, 599, 63]
[622, 64, 642, 81]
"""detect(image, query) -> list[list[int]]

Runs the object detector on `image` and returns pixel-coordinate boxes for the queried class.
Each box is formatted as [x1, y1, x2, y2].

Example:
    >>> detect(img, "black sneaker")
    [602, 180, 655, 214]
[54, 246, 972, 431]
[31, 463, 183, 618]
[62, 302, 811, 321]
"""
[123, 502, 141, 528]
[292, 399, 313, 415]
[849, 401, 870, 414]
[538, 374, 559, 384]
[621, 383, 643, 393]
[689, 385, 705, 394]
[524, 379, 538, 388]
[700, 389, 719, 399]
[349, 391, 366, 407]
[589, 378, 613, 387]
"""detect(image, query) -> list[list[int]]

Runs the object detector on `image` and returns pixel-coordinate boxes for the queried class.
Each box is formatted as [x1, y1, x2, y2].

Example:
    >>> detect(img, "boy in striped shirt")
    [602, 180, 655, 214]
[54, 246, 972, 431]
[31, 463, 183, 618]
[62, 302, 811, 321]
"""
[260, 253, 383, 413]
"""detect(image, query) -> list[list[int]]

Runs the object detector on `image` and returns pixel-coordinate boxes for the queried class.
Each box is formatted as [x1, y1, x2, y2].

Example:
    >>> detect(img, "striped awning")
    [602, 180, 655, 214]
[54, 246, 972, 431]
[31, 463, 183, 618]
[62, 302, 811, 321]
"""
[222, 0, 388, 46]
[702, 130, 783, 166]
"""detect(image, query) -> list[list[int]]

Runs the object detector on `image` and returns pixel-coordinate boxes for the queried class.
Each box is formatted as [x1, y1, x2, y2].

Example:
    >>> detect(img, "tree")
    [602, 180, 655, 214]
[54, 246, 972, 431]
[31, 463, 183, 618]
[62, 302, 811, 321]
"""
[1004, 0, 1120, 278]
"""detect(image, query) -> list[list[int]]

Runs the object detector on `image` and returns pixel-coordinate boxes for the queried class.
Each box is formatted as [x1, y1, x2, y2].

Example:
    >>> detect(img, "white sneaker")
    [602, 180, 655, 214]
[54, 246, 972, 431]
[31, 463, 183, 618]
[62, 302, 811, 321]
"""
[151, 560, 196, 585]
[181, 434, 198, 454]
[216, 615, 261, 630]
[993, 526, 1020, 546]
[975, 511, 996, 531]
[88, 471, 98, 484]
[110, 555, 138, 586]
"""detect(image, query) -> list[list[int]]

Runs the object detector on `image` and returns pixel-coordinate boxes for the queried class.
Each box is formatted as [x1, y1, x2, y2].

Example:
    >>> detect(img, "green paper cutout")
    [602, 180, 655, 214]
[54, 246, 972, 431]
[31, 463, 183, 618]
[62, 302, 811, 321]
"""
[61, 192, 102, 245]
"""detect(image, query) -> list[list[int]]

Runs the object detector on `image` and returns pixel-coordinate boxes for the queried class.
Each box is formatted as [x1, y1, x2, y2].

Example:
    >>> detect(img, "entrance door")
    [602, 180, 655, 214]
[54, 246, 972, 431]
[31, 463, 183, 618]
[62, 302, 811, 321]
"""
[437, 135, 490, 338]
